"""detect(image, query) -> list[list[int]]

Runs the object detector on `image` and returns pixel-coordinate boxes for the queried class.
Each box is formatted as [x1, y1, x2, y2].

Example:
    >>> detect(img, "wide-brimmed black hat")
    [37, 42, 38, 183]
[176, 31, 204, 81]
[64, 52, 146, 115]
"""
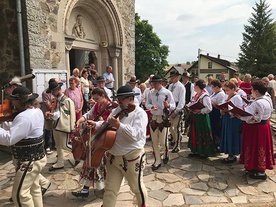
[2, 77, 22, 89]
[111, 85, 139, 98]
[182, 72, 191, 78]
[169, 71, 180, 78]
[150, 75, 163, 82]
[96, 76, 105, 82]
[6, 86, 38, 100]
[46, 82, 63, 93]
[128, 77, 138, 84]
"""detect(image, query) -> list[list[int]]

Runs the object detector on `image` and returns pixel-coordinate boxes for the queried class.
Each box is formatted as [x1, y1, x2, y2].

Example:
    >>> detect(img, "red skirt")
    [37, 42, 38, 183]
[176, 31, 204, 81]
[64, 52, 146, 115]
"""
[239, 121, 275, 171]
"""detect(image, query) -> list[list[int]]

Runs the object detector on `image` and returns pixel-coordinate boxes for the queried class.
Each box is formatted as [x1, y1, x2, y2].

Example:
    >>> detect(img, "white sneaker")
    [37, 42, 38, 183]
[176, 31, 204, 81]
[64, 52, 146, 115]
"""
[46, 148, 53, 155]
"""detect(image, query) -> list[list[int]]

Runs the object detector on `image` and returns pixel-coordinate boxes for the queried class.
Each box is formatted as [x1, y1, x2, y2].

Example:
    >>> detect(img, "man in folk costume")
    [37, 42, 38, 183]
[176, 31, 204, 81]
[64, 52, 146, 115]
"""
[45, 82, 76, 171]
[146, 75, 175, 171]
[181, 72, 194, 135]
[87, 85, 148, 207]
[0, 87, 47, 207]
[168, 71, 186, 153]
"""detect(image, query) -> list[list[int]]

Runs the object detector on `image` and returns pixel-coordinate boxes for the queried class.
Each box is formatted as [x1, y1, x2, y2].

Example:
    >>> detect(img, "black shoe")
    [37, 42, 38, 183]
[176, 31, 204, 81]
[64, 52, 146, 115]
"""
[72, 190, 89, 198]
[41, 183, 51, 196]
[49, 166, 64, 172]
[188, 153, 200, 157]
[221, 156, 237, 163]
[163, 156, 169, 164]
[172, 148, 180, 153]
[74, 160, 80, 166]
[249, 172, 267, 180]
[9, 197, 13, 202]
[151, 163, 161, 171]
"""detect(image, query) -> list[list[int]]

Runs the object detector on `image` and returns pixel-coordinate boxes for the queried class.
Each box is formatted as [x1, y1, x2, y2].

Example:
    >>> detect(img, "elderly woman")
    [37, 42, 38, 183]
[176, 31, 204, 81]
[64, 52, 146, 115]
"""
[186, 79, 215, 158]
[239, 79, 274, 180]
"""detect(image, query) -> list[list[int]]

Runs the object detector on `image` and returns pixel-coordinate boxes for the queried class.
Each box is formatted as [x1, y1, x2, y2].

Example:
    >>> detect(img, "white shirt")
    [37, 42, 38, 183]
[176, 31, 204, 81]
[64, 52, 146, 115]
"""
[146, 86, 175, 116]
[223, 94, 244, 111]
[104, 87, 113, 100]
[241, 95, 273, 123]
[168, 81, 186, 113]
[187, 91, 212, 114]
[133, 86, 142, 106]
[103, 72, 115, 89]
[0, 108, 44, 146]
[95, 105, 148, 156]
[210, 90, 226, 105]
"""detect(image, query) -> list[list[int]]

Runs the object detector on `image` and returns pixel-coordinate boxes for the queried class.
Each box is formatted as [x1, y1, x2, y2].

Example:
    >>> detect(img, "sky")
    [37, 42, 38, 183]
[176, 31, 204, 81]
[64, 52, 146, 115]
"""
[135, 0, 276, 64]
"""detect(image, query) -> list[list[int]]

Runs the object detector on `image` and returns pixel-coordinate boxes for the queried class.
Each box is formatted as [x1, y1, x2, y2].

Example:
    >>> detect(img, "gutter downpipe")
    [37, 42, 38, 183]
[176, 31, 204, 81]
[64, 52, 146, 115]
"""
[16, 0, 26, 79]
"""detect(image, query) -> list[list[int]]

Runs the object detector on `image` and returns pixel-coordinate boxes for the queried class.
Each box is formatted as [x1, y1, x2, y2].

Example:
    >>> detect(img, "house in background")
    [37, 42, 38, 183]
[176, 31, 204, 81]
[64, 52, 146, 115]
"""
[164, 63, 191, 79]
[188, 54, 238, 80]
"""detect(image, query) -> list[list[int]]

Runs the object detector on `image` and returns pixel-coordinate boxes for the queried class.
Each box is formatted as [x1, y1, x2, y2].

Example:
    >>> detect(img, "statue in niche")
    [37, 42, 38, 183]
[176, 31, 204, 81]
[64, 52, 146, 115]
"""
[72, 15, 86, 39]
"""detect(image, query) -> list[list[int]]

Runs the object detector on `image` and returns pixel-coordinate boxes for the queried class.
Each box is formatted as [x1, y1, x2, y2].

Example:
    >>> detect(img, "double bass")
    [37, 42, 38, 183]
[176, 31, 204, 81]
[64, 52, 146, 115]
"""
[71, 101, 119, 161]
[86, 103, 135, 169]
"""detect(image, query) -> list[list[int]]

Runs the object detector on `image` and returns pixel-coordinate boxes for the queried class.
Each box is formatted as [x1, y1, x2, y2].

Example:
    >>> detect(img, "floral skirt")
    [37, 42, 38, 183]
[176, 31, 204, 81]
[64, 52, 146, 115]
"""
[239, 121, 275, 171]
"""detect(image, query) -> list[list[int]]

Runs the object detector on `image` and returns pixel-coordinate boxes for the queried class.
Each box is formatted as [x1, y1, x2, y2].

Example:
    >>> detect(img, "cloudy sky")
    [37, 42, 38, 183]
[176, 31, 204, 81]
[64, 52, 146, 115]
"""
[135, 0, 276, 64]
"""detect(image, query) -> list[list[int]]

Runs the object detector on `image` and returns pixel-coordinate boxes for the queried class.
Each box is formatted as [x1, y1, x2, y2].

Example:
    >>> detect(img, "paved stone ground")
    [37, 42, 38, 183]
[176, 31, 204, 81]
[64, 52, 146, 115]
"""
[1, 113, 276, 207]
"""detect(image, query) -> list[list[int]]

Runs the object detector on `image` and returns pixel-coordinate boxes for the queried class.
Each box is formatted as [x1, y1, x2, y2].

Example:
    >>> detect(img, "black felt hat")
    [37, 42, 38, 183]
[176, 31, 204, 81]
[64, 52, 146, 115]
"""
[112, 85, 139, 98]
[46, 82, 63, 93]
[169, 70, 180, 78]
[182, 72, 191, 78]
[6, 86, 38, 100]
[150, 75, 163, 82]
[96, 76, 105, 82]
[128, 77, 138, 84]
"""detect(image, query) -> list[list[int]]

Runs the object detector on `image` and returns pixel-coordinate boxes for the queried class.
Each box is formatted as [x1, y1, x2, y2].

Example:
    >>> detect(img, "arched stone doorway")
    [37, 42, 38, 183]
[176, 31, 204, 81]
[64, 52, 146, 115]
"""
[61, 0, 125, 87]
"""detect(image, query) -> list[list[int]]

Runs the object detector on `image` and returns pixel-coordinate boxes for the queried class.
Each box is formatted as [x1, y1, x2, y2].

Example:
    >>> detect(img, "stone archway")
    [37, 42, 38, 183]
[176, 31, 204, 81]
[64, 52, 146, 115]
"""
[61, 0, 125, 87]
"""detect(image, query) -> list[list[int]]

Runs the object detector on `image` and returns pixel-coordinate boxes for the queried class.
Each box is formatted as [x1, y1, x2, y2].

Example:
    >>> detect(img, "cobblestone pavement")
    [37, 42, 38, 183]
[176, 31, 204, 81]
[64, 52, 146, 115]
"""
[1, 113, 276, 207]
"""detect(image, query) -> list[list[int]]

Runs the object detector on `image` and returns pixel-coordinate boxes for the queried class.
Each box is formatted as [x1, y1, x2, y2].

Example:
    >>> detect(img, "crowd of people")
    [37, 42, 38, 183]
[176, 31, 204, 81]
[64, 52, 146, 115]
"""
[0, 65, 275, 206]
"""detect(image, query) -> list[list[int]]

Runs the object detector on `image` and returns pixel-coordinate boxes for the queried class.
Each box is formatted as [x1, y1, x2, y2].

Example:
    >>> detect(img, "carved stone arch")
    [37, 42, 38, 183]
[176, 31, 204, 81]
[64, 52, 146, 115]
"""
[61, 0, 124, 47]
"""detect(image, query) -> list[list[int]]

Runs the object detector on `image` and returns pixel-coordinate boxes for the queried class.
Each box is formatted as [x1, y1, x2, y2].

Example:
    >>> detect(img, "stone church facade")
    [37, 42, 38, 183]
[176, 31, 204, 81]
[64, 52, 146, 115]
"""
[0, 0, 135, 88]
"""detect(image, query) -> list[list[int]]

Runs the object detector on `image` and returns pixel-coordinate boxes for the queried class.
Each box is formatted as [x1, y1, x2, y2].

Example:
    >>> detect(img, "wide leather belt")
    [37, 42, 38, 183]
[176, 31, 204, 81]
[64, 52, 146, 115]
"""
[11, 136, 45, 162]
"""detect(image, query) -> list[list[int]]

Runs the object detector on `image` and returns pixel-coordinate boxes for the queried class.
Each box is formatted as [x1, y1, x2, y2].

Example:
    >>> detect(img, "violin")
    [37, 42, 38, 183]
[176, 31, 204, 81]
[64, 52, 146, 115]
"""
[71, 101, 119, 161]
[163, 95, 171, 127]
[86, 103, 135, 168]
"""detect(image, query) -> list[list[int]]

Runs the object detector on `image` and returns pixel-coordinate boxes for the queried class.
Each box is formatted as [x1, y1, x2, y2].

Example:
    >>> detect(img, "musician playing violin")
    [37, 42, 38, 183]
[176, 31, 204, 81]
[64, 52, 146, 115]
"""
[72, 87, 111, 198]
[87, 85, 148, 207]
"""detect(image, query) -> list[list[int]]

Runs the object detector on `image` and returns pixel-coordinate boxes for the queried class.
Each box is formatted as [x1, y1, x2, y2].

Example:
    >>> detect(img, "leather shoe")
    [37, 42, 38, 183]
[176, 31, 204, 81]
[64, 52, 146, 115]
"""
[42, 183, 51, 196]
[172, 148, 180, 153]
[162, 156, 169, 164]
[49, 166, 64, 172]
[72, 190, 89, 198]
[151, 163, 161, 171]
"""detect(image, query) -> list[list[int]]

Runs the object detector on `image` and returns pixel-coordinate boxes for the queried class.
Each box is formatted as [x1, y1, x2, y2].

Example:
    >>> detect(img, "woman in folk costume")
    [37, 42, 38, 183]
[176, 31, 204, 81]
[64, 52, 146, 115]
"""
[72, 87, 112, 197]
[187, 79, 215, 157]
[239, 79, 274, 180]
[220, 81, 243, 163]
[209, 79, 226, 150]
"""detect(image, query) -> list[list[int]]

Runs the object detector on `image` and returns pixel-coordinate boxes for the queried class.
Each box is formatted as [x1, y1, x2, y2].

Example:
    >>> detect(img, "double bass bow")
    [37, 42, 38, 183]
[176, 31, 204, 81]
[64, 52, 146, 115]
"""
[71, 101, 119, 161]
[86, 103, 135, 168]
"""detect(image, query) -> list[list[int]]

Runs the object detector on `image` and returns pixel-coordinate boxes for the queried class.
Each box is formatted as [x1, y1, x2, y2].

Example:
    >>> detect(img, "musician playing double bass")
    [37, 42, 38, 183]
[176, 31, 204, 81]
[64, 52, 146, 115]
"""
[145, 75, 175, 171]
[87, 85, 148, 207]
[72, 87, 111, 198]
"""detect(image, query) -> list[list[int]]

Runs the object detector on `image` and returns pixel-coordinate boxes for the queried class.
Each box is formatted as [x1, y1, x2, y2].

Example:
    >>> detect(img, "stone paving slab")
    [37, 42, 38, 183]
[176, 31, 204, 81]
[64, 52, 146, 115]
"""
[1, 113, 276, 207]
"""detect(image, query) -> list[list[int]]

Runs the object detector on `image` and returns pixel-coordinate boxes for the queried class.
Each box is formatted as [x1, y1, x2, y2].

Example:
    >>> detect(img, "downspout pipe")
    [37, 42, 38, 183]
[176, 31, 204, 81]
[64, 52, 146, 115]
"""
[16, 0, 26, 78]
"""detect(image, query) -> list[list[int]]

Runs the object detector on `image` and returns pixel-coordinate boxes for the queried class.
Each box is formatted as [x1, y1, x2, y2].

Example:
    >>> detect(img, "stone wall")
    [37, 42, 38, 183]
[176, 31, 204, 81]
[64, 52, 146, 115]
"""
[114, 0, 136, 81]
[0, 0, 21, 83]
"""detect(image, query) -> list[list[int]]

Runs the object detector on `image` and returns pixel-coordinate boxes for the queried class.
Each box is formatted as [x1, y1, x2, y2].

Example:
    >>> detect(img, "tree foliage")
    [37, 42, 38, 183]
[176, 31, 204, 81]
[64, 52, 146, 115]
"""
[135, 13, 169, 82]
[238, 0, 276, 77]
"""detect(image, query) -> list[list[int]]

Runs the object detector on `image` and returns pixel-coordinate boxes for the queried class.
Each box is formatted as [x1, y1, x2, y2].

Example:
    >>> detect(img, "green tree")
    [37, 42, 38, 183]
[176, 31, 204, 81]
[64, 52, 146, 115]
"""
[238, 0, 276, 77]
[135, 13, 169, 82]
